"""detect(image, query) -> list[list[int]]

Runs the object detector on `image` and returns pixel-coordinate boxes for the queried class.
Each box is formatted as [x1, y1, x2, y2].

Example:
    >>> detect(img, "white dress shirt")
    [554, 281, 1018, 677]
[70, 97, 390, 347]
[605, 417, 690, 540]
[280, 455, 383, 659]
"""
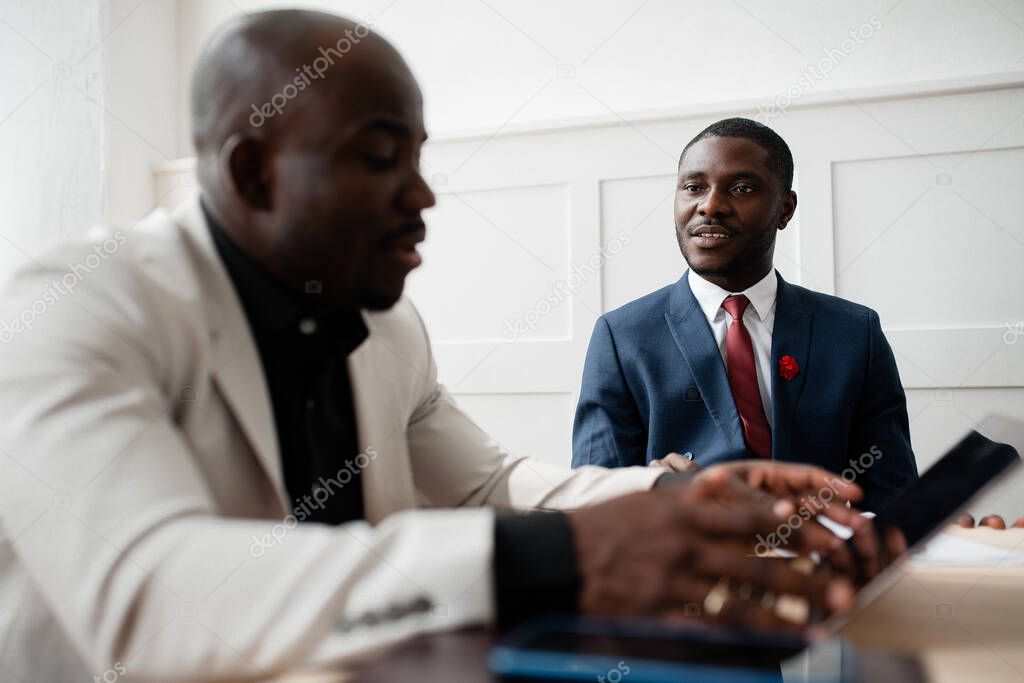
[688, 269, 778, 427]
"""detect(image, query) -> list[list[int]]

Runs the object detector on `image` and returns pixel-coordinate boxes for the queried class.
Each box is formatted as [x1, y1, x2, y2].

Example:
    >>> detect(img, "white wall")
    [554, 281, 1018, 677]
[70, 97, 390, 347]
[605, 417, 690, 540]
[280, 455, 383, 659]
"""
[174, 0, 1024, 152]
[104, 0, 179, 227]
[0, 0, 179, 267]
[0, 0, 106, 275]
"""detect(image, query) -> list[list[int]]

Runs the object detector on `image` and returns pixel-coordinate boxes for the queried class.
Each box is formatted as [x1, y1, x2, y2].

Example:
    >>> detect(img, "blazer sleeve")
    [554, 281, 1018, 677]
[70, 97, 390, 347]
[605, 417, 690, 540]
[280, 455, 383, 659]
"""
[404, 305, 662, 511]
[848, 310, 919, 511]
[571, 316, 649, 468]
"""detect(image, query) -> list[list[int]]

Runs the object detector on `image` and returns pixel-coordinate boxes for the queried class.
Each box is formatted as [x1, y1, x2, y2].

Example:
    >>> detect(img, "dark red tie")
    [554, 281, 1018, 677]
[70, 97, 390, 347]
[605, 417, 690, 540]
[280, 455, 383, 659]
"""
[722, 295, 771, 458]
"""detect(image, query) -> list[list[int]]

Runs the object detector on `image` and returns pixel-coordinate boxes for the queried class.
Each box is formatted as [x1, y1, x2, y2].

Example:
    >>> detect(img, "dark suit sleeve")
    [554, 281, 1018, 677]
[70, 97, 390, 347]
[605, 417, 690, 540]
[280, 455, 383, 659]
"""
[572, 316, 648, 468]
[493, 512, 579, 626]
[849, 310, 918, 511]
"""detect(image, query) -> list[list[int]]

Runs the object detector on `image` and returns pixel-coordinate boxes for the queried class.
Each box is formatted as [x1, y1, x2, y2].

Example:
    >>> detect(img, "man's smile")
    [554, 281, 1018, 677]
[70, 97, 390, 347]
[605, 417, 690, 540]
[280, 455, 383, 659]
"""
[688, 223, 736, 248]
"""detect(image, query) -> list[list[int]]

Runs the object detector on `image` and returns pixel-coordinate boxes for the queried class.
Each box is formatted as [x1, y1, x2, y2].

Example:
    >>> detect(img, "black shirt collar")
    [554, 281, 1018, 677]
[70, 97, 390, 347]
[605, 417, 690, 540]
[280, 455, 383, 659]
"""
[203, 201, 368, 355]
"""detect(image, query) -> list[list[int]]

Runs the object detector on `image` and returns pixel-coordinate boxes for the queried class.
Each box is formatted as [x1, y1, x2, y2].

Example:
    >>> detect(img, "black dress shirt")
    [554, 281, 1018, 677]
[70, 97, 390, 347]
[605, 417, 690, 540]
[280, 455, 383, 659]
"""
[206, 205, 367, 525]
[204, 204, 606, 624]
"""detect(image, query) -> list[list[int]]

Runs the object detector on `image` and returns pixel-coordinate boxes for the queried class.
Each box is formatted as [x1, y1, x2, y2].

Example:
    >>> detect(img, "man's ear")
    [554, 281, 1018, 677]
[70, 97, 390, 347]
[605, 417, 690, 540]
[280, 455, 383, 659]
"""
[778, 190, 797, 230]
[222, 133, 272, 211]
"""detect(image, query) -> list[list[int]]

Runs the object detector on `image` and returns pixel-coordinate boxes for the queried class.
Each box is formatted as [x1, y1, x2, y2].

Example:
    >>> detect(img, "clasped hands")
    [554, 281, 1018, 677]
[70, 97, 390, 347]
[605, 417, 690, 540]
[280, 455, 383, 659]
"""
[568, 459, 906, 635]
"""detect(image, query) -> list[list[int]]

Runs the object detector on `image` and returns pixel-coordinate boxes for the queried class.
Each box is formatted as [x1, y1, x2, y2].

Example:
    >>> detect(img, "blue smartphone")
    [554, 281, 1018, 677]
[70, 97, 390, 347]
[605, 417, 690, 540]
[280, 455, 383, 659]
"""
[490, 616, 845, 682]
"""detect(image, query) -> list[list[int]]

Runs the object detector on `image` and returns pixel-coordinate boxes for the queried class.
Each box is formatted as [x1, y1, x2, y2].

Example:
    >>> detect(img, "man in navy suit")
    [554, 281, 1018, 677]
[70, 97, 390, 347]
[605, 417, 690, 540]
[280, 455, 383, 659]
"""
[572, 118, 917, 511]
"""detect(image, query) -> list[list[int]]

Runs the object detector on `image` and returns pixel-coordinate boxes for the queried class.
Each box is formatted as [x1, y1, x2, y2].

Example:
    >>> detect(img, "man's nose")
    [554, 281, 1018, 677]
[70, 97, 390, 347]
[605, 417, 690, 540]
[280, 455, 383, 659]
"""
[400, 171, 436, 213]
[698, 186, 730, 217]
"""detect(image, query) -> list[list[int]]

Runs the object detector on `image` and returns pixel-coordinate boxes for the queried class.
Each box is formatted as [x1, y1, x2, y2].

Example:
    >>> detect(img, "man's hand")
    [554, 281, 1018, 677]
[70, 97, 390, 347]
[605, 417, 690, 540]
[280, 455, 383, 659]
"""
[956, 514, 1024, 529]
[567, 476, 856, 633]
[689, 461, 906, 583]
[649, 452, 701, 474]
[957, 514, 976, 528]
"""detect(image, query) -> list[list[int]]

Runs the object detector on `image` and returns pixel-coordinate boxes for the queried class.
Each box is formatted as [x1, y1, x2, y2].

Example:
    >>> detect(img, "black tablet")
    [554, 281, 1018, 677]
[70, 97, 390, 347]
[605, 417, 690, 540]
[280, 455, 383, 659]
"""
[830, 415, 1023, 626]
[872, 418, 1021, 547]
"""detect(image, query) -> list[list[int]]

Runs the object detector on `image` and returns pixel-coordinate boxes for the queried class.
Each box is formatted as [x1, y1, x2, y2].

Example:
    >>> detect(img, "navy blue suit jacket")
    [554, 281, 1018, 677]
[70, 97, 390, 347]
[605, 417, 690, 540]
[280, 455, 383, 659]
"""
[572, 271, 918, 511]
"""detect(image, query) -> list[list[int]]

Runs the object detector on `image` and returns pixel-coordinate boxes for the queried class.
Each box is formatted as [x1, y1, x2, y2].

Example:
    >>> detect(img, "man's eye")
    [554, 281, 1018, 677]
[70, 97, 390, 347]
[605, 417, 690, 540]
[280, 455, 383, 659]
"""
[682, 184, 702, 192]
[734, 184, 756, 193]
[363, 154, 398, 170]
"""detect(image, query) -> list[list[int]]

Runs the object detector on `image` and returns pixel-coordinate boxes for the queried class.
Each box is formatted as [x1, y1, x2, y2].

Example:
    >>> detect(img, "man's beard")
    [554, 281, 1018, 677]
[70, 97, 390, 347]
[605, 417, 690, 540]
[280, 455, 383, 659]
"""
[676, 226, 776, 279]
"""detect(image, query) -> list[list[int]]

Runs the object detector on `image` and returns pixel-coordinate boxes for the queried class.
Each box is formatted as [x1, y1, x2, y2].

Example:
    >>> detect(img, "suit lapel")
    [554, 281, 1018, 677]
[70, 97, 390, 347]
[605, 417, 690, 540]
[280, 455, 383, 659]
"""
[770, 274, 813, 461]
[665, 272, 746, 453]
[176, 196, 290, 515]
[347, 330, 418, 524]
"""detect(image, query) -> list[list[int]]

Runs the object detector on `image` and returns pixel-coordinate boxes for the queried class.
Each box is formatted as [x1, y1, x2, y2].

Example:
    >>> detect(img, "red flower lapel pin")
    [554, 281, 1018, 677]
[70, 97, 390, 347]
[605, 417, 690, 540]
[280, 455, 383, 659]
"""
[778, 355, 799, 380]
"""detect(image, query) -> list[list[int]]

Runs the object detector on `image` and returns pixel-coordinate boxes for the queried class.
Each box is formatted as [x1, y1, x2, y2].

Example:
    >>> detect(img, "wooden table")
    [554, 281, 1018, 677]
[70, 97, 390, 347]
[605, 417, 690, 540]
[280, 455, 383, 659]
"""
[278, 527, 1024, 682]
[841, 527, 1024, 682]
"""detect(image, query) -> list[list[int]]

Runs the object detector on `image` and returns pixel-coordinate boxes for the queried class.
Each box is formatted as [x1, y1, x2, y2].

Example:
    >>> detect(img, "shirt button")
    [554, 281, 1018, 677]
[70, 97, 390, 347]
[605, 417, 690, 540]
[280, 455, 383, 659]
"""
[299, 318, 317, 335]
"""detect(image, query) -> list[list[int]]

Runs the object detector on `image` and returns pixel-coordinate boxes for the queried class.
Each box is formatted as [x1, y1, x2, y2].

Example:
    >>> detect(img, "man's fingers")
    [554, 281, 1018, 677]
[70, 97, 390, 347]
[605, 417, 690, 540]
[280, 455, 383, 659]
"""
[743, 463, 864, 503]
[807, 499, 866, 531]
[957, 514, 976, 528]
[662, 576, 805, 632]
[884, 527, 907, 560]
[681, 499, 788, 539]
[980, 515, 1007, 529]
[688, 468, 779, 510]
[1013, 516, 1024, 529]
[652, 452, 700, 473]
[789, 518, 852, 557]
[690, 546, 853, 615]
[847, 521, 883, 580]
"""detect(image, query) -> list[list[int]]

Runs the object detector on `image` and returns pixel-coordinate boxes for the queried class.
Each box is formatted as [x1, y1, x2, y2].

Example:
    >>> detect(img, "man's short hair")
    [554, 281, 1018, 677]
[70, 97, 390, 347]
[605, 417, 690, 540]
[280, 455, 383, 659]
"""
[678, 117, 794, 192]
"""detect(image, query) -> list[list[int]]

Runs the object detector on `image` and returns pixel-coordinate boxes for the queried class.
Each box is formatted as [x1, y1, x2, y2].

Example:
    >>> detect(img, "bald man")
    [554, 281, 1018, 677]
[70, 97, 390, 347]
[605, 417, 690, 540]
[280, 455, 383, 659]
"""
[0, 10, 893, 681]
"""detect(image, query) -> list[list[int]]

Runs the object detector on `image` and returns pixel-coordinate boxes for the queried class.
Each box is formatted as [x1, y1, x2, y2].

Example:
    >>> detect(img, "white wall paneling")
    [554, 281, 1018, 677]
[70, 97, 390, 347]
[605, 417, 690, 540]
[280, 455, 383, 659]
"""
[173, 0, 1024, 152]
[0, 0, 106, 278]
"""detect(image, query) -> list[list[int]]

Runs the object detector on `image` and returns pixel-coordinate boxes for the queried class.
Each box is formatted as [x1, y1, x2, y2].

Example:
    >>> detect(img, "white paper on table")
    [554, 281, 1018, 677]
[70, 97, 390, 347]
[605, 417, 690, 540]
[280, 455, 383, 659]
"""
[810, 516, 1024, 567]
[909, 532, 1024, 567]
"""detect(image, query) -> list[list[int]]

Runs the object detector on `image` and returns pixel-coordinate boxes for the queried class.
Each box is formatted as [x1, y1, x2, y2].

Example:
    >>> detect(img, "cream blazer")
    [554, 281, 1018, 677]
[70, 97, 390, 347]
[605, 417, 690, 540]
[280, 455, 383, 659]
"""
[0, 195, 660, 682]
